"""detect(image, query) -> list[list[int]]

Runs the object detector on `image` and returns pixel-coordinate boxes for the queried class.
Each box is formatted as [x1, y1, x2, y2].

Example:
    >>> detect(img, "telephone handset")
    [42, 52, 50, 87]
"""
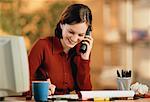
[79, 26, 91, 53]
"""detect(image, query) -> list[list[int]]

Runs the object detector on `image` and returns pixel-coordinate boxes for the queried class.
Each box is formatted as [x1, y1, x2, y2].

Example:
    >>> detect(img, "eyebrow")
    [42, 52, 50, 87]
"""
[69, 29, 74, 33]
[69, 28, 85, 35]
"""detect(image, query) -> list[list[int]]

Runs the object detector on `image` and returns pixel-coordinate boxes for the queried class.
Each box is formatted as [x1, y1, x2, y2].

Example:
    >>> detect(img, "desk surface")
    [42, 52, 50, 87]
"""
[4, 97, 150, 102]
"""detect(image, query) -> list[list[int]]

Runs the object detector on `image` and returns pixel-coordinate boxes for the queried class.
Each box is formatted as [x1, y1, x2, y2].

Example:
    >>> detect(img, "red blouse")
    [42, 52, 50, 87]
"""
[28, 36, 92, 94]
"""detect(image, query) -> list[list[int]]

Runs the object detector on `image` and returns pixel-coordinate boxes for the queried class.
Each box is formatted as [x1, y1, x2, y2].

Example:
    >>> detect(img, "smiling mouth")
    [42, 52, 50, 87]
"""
[68, 38, 76, 45]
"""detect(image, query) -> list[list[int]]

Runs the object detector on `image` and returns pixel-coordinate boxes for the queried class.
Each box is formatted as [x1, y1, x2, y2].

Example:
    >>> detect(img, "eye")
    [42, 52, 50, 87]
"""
[69, 31, 75, 35]
[78, 34, 84, 37]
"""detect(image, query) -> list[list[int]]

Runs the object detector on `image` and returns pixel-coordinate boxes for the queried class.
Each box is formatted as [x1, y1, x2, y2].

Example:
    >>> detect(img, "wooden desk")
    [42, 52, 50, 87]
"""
[4, 97, 150, 102]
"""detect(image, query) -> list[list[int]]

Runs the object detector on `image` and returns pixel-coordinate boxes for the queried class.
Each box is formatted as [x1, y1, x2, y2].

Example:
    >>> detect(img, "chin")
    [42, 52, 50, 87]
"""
[65, 42, 76, 48]
[66, 44, 76, 48]
[65, 40, 76, 48]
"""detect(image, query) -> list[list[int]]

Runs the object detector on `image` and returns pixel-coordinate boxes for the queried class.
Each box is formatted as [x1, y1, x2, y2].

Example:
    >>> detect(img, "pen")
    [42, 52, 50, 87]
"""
[118, 69, 132, 78]
[117, 70, 121, 77]
[122, 70, 125, 77]
[87, 97, 126, 101]
[83, 97, 110, 101]
[128, 70, 131, 77]
[94, 97, 110, 101]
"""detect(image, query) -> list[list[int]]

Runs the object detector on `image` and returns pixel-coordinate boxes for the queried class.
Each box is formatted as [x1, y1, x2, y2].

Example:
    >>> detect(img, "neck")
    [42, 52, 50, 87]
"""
[60, 39, 70, 54]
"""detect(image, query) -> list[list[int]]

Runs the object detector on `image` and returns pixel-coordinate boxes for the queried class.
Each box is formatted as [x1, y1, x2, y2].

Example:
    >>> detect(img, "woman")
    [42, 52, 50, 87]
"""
[28, 3, 93, 95]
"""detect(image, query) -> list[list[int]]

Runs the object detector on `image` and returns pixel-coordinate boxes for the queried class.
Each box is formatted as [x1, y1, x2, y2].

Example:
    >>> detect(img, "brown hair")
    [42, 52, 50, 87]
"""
[55, 4, 92, 38]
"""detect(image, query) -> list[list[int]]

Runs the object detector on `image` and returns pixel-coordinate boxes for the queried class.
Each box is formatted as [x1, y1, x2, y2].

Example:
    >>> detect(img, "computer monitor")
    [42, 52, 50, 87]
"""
[0, 35, 29, 99]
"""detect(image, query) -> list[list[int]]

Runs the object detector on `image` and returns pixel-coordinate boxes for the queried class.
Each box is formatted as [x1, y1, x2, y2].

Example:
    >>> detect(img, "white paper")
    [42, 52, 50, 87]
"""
[48, 94, 78, 99]
[80, 90, 135, 98]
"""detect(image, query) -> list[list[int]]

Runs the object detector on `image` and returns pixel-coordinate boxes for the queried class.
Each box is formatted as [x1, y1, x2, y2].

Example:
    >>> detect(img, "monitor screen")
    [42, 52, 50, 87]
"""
[0, 35, 29, 98]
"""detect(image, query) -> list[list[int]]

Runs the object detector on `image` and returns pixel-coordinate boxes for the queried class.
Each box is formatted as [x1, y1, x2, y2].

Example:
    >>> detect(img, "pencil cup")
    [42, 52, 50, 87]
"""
[32, 81, 49, 101]
[117, 77, 131, 90]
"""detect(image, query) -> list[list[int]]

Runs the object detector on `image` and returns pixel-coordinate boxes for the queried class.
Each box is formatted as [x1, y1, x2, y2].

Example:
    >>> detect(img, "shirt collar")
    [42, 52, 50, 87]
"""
[52, 36, 81, 55]
[52, 37, 64, 54]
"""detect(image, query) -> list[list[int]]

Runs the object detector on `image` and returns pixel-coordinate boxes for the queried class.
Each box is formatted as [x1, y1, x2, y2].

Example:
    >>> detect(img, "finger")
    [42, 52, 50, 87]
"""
[84, 35, 93, 40]
[82, 38, 93, 45]
[84, 37, 93, 42]
[82, 41, 90, 46]
[47, 78, 51, 84]
[82, 39, 90, 44]
[48, 90, 51, 95]
[47, 79, 51, 89]
[50, 84, 56, 94]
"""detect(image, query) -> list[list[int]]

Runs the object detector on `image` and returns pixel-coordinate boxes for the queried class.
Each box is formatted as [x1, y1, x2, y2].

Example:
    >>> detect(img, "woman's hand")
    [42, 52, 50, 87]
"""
[81, 34, 93, 60]
[48, 84, 56, 95]
[47, 79, 56, 95]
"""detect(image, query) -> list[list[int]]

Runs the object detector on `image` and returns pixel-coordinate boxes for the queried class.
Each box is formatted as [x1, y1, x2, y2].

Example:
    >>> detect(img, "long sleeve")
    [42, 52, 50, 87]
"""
[75, 56, 92, 90]
[23, 40, 43, 99]
[24, 39, 45, 97]
[28, 39, 45, 82]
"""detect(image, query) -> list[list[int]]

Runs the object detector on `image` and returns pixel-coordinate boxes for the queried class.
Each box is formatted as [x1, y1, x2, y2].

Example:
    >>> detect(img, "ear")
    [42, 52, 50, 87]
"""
[60, 23, 64, 29]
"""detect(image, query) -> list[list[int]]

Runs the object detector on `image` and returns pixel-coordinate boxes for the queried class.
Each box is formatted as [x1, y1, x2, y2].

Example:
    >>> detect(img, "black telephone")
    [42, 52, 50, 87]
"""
[79, 26, 91, 53]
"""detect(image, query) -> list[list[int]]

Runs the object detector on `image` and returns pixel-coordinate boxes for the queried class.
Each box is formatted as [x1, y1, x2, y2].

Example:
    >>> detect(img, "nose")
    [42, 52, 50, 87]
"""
[71, 34, 79, 42]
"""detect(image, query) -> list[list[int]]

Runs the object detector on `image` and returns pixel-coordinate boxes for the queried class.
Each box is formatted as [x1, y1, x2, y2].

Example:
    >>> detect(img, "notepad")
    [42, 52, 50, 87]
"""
[80, 90, 135, 99]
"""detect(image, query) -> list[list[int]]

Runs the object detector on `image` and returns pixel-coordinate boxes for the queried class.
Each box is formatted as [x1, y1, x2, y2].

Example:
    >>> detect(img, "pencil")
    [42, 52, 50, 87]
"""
[94, 97, 110, 101]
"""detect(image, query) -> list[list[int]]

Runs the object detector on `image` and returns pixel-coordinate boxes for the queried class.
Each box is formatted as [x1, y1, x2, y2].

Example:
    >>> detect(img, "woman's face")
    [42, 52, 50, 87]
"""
[60, 22, 88, 48]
